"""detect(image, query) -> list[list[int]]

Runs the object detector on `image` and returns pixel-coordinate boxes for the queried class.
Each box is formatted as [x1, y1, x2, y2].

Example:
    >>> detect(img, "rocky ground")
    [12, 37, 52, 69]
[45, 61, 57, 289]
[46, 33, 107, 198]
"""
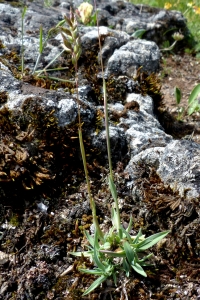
[0, 1, 200, 300]
[159, 53, 200, 143]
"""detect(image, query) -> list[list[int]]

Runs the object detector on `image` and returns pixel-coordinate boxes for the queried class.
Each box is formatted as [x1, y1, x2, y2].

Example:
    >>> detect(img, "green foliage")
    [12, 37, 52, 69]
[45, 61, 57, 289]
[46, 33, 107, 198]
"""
[128, 0, 200, 55]
[131, 29, 146, 39]
[174, 84, 200, 120]
[71, 219, 169, 295]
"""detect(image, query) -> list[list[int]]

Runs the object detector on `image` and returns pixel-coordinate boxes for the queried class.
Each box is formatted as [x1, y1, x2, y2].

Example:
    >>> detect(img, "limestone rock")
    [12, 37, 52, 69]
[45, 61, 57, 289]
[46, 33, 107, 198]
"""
[105, 40, 160, 77]
[157, 140, 200, 199]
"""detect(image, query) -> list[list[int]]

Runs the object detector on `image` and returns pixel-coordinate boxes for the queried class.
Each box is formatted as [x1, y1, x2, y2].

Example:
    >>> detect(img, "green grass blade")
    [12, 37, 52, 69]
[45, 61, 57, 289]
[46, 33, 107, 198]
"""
[131, 262, 147, 277]
[99, 249, 125, 258]
[123, 241, 135, 265]
[79, 268, 103, 275]
[174, 86, 182, 105]
[94, 247, 105, 272]
[188, 99, 200, 115]
[136, 231, 170, 251]
[121, 226, 132, 243]
[84, 230, 95, 247]
[39, 25, 43, 54]
[82, 275, 107, 296]
[126, 216, 133, 233]
[188, 84, 200, 104]
[132, 228, 143, 244]
[131, 29, 146, 39]
[109, 176, 118, 200]
[94, 230, 100, 250]
[123, 258, 130, 277]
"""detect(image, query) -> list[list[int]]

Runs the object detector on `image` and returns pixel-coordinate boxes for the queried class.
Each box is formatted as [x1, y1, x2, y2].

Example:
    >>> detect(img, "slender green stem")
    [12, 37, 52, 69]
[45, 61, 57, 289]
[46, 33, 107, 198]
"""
[21, 5, 27, 77]
[36, 75, 74, 83]
[35, 49, 65, 76]
[74, 60, 103, 239]
[94, 1, 121, 237]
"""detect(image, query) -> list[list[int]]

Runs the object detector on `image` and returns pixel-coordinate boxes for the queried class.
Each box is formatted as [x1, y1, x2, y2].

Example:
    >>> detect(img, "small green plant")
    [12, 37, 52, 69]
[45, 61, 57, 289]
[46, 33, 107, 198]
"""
[58, 2, 170, 296]
[72, 215, 169, 295]
[174, 84, 200, 120]
[161, 32, 184, 52]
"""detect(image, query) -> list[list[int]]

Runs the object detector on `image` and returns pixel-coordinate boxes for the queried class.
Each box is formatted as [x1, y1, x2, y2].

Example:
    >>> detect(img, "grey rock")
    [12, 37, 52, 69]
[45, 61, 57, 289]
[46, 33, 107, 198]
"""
[0, 63, 22, 94]
[125, 123, 172, 157]
[91, 126, 127, 161]
[105, 40, 160, 77]
[80, 26, 130, 64]
[57, 98, 78, 127]
[126, 139, 200, 200]
[126, 93, 154, 116]
[157, 140, 200, 199]
[95, 1, 189, 47]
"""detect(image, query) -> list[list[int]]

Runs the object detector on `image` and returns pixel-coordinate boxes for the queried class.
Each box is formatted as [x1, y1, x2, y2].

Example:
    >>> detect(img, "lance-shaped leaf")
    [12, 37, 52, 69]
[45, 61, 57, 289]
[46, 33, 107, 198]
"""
[135, 231, 170, 251]
[123, 241, 135, 265]
[188, 83, 200, 105]
[82, 275, 107, 296]
[93, 247, 105, 272]
[131, 262, 147, 277]
[174, 86, 182, 105]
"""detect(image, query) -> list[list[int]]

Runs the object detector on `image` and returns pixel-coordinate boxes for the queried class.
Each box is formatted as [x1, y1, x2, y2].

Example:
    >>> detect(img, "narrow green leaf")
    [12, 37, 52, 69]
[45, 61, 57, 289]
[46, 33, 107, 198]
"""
[136, 231, 169, 251]
[188, 83, 200, 104]
[39, 25, 43, 54]
[82, 275, 107, 296]
[79, 268, 103, 275]
[188, 99, 200, 115]
[109, 176, 118, 201]
[111, 207, 118, 228]
[99, 249, 125, 258]
[126, 216, 133, 233]
[112, 271, 117, 286]
[132, 228, 143, 244]
[131, 29, 146, 39]
[138, 253, 153, 264]
[121, 226, 132, 243]
[174, 86, 182, 105]
[84, 230, 94, 247]
[94, 230, 100, 250]
[93, 247, 105, 272]
[123, 258, 130, 277]
[131, 262, 147, 277]
[123, 241, 135, 265]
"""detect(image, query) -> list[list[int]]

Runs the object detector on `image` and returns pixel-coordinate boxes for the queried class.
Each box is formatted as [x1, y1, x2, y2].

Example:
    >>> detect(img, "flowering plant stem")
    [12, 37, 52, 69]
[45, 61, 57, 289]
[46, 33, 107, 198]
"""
[60, 10, 103, 239]
[95, 1, 122, 238]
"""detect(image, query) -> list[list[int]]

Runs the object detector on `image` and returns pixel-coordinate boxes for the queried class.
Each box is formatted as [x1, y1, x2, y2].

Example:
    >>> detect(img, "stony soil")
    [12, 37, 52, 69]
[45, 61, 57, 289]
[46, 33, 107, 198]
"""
[159, 53, 200, 143]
